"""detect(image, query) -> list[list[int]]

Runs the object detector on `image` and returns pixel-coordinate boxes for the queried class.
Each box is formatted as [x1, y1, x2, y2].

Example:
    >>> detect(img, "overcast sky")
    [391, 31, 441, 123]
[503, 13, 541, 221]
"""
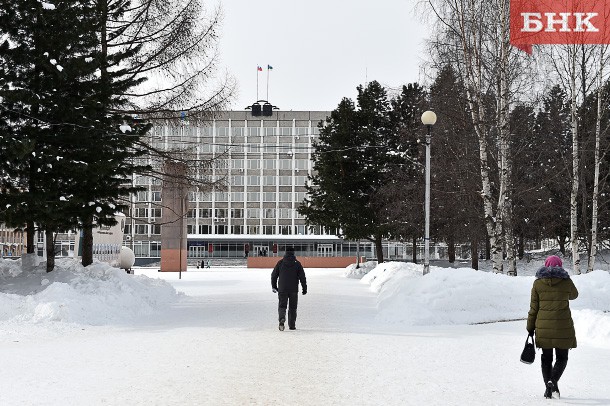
[216, 0, 430, 112]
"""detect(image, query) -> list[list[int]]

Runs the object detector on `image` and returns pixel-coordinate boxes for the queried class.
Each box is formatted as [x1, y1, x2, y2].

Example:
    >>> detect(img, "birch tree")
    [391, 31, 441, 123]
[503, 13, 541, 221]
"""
[425, 0, 527, 273]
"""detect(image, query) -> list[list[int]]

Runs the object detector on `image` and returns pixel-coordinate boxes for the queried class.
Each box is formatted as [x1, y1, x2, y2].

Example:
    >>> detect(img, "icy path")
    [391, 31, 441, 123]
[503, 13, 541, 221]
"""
[1, 268, 609, 405]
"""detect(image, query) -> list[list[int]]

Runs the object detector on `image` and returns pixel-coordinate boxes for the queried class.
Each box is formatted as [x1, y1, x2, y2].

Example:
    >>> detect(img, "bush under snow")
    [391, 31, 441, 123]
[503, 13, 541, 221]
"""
[0, 257, 179, 325]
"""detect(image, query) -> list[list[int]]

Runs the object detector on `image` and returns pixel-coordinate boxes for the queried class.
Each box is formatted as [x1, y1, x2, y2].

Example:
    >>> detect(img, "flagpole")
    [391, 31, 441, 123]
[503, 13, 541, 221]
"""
[256, 66, 259, 100]
[266, 66, 270, 101]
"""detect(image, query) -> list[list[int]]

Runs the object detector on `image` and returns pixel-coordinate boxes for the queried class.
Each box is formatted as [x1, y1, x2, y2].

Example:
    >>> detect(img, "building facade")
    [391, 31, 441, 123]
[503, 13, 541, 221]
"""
[124, 109, 407, 265]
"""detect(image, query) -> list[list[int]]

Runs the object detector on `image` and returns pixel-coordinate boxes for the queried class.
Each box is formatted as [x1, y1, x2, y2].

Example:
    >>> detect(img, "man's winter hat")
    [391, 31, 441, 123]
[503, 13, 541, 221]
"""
[286, 246, 295, 253]
[544, 255, 563, 268]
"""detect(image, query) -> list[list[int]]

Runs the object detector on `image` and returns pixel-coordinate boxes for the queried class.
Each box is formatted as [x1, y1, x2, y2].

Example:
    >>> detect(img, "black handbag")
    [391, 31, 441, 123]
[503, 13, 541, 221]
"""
[520, 335, 536, 364]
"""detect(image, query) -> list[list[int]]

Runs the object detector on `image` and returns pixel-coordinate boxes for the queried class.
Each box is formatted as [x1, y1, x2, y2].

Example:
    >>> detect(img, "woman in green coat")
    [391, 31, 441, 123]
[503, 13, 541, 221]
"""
[527, 255, 578, 399]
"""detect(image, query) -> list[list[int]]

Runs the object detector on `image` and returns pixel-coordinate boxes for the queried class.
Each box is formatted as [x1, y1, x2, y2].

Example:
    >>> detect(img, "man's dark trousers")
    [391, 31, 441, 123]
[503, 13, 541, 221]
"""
[278, 292, 298, 329]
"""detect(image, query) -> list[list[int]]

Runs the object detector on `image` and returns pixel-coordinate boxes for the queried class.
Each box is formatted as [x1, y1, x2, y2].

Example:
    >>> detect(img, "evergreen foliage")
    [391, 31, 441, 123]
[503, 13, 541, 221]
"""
[299, 81, 420, 263]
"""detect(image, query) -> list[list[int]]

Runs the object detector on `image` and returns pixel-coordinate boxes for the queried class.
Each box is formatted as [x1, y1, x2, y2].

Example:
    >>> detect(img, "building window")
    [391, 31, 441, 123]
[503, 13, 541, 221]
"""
[296, 192, 306, 202]
[216, 192, 228, 201]
[263, 208, 276, 218]
[135, 207, 148, 217]
[247, 225, 260, 234]
[263, 225, 275, 235]
[151, 224, 161, 235]
[231, 208, 244, 218]
[198, 224, 211, 234]
[215, 225, 228, 235]
[263, 192, 276, 202]
[279, 127, 292, 136]
[231, 225, 243, 234]
[247, 160, 261, 170]
[279, 159, 292, 170]
[187, 224, 196, 234]
[296, 127, 309, 136]
[151, 208, 162, 218]
[152, 191, 161, 202]
[232, 127, 244, 137]
[187, 209, 197, 218]
[215, 209, 227, 218]
[279, 225, 292, 235]
[200, 208, 212, 218]
[264, 127, 277, 136]
[247, 192, 260, 201]
[264, 144, 277, 154]
[295, 160, 308, 170]
[264, 160, 277, 170]
[248, 176, 260, 186]
[247, 208, 260, 218]
[295, 225, 306, 235]
[248, 127, 260, 137]
[263, 176, 276, 185]
[279, 176, 292, 186]
[279, 208, 292, 219]
[233, 175, 244, 186]
[232, 159, 244, 169]
[279, 192, 292, 202]
[217, 127, 229, 136]
[136, 191, 148, 202]
[248, 144, 261, 153]
[135, 224, 148, 235]
[232, 192, 244, 201]
[150, 242, 161, 257]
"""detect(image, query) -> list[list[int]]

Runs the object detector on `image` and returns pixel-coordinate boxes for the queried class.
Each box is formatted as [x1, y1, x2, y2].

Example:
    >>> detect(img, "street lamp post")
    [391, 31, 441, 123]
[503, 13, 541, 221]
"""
[421, 111, 437, 275]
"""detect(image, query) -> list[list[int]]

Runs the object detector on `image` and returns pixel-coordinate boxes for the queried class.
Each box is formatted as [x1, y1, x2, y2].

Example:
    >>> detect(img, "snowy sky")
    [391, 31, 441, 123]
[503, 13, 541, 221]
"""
[216, 0, 430, 111]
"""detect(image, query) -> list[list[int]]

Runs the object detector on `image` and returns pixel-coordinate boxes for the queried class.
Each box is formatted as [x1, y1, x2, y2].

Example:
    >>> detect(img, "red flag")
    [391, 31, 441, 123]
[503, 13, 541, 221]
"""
[257, 66, 262, 71]
[510, 0, 610, 54]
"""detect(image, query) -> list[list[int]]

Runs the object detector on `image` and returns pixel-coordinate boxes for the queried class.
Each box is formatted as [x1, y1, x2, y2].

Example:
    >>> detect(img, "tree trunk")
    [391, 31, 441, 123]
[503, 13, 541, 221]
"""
[412, 235, 417, 263]
[558, 235, 566, 255]
[498, 0, 515, 276]
[518, 232, 524, 260]
[569, 46, 581, 275]
[485, 235, 491, 260]
[587, 48, 605, 274]
[375, 234, 384, 264]
[26, 220, 36, 254]
[470, 240, 479, 270]
[45, 229, 55, 273]
[82, 220, 94, 267]
[448, 237, 456, 263]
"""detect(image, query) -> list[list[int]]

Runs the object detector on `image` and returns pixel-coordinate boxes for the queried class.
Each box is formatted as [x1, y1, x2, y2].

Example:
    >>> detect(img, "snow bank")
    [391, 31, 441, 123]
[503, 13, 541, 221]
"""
[0, 257, 179, 325]
[360, 262, 610, 348]
[343, 260, 377, 279]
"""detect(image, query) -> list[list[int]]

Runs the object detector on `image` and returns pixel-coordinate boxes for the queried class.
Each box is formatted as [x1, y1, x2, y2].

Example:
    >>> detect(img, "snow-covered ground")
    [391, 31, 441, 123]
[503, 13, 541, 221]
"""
[1, 256, 609, 405]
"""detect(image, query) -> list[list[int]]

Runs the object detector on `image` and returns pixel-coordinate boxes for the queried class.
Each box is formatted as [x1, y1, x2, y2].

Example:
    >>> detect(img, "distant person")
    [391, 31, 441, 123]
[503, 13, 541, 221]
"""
[527, 255, 578, 399]
[271, 247, 307, 331]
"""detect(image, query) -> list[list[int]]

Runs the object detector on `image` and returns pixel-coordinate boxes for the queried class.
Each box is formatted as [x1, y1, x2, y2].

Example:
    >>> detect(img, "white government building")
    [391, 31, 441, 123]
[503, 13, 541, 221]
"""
[124, 108, 408, 265]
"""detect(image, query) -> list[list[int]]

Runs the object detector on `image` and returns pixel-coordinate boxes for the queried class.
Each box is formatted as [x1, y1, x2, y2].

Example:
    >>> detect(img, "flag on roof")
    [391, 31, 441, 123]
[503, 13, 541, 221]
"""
[257, 66, 262, 71]
[267, 65, 273, 70]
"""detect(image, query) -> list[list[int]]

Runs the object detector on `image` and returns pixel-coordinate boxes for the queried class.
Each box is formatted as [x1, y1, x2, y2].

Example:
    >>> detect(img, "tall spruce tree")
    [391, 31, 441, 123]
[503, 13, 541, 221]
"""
[0, 0, 150, 270]
[300, 81, 417, 263]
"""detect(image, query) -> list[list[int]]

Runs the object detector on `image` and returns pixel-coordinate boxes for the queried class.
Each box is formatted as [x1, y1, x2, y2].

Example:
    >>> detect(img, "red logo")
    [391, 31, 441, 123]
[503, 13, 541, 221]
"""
[510, 0, 610, 53]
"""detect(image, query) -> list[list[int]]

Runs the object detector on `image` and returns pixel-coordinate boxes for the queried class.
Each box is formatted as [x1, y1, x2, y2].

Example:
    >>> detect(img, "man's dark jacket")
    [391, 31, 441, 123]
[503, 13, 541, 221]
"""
[271, 252, 307, 293]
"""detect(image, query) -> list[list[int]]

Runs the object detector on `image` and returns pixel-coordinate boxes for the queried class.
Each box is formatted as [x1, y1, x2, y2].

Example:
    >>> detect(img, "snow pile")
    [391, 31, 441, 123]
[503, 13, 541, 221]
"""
[343, 260, 377, 278]
[0, 257, 179, 325]
[361, 261, 610, 348]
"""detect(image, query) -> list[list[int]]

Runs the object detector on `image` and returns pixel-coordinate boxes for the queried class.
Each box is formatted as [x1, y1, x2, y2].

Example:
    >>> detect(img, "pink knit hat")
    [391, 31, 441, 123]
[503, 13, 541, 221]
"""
[544, 255, 563, 268]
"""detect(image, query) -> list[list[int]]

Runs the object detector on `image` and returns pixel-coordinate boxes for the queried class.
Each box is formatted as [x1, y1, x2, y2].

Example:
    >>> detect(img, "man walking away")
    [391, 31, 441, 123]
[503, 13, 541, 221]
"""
[271, 247, 307, 331]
